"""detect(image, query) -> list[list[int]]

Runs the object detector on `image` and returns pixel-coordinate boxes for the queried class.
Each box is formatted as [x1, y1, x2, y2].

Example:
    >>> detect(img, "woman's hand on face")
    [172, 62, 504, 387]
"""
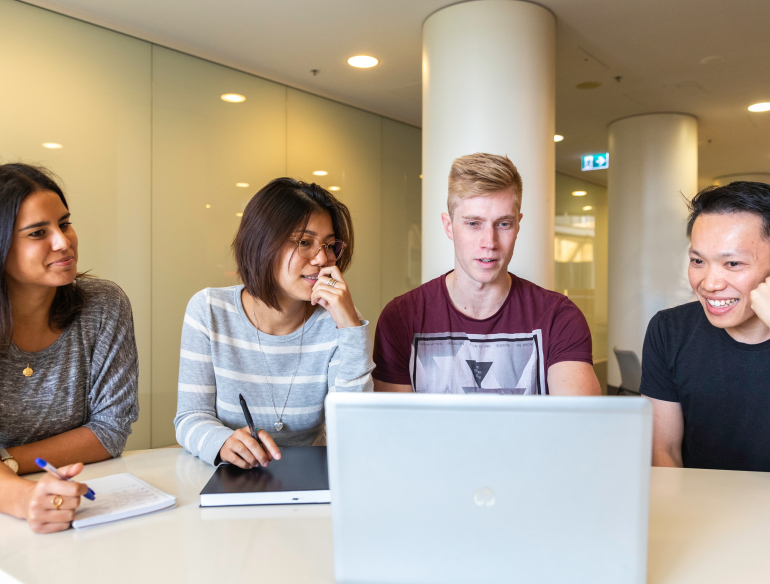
[310, 266, 360, 328]
[25, 463, 88, 534]
[219, 427, 281, 469]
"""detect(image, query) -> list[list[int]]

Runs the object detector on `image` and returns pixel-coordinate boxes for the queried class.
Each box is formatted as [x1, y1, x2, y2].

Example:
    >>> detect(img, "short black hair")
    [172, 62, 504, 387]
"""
[686, 181, 770, 239]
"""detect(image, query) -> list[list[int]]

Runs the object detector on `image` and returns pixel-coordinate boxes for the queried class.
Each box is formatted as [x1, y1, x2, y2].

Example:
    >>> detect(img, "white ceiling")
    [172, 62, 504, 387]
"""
[23, 0, 770, 188]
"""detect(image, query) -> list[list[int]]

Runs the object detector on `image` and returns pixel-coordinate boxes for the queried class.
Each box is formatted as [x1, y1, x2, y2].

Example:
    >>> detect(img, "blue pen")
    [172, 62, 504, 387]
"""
[34, 458, 96, 501]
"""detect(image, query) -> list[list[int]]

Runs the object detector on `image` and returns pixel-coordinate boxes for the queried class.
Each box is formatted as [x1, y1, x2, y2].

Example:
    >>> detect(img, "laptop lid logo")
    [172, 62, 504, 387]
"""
[473, 488, 495, 507]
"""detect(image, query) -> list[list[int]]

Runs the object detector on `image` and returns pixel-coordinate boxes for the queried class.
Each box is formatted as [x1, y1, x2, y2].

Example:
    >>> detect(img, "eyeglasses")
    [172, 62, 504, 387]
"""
[290, 237, 347, 260]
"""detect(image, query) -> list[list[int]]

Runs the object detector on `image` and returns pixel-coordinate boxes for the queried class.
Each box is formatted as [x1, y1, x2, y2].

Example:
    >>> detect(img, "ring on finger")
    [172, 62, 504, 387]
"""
[329, 278, 338, 288]
[52, 495, 63, 510]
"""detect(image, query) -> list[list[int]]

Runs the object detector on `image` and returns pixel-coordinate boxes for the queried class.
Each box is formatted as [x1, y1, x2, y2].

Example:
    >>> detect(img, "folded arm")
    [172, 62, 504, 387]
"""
[329, 318, 375, 393]
[6, 426, 109, 475]
[547, 361, 602, 395]
[649, 397, 684, 467]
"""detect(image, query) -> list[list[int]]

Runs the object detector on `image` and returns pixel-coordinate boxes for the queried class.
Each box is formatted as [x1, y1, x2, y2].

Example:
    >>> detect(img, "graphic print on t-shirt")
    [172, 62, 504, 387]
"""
[409, 331, 546, 395]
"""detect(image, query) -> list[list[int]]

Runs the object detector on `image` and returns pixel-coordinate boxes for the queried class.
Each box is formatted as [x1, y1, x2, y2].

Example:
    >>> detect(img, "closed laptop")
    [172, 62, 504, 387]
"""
[325, 393, 652, 584]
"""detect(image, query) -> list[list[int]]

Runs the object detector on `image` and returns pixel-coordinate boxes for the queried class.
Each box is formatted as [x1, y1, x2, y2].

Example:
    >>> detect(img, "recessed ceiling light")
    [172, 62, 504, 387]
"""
[236, 212, 243, 217]
[329, 186, 341, 191]
[42, 143, 63, 149]
[348, 56, 378, 68]
[221, 93, 246, 103]
[582, 205, 593, 211]
[313, 170, 328, 176]
[206, 204, 211, 209]
[554, 135, 564, 142]
[576, 81, 601, 90]
[235, 182, 249, 187]
[700, 56, 724, 66]
[748, 103, 770, 112]
[572, 191, 587, 197]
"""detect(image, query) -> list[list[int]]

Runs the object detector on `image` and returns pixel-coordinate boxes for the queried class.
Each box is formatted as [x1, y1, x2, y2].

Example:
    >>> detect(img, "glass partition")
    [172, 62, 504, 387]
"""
[0, 0, 153, 449]
[151, 46, 287, 447]
[381, 119, 423, 305]
[1, 1, 423, 448]
[286, 89, 383, 332]
[554, 173, 608, 386]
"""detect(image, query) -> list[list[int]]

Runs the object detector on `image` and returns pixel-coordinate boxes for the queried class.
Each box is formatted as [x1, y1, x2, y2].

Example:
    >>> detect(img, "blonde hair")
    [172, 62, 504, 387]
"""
[447, 153, 523, 217]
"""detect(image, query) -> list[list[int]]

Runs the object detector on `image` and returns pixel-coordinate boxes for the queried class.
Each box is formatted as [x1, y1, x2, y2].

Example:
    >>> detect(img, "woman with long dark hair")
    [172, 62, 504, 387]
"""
[0, 164, 138, 533]
[174, 178, 374, 467]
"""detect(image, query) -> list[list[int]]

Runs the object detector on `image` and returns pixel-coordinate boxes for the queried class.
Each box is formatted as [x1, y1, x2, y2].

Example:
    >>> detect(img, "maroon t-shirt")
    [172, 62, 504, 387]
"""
[373, 272, 593, 395]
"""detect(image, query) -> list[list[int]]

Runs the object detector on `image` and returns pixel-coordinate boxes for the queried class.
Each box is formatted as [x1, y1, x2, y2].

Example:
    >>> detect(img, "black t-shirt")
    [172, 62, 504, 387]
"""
[641, 301, 770, 472]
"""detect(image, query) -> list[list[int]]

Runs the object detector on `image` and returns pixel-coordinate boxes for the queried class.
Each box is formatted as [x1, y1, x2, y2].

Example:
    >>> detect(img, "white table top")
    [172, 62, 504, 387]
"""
[1, 448, 769, 584]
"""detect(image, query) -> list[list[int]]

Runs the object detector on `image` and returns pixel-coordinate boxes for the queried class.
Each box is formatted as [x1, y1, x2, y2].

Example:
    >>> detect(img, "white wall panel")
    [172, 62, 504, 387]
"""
[0, 0, 152, 449]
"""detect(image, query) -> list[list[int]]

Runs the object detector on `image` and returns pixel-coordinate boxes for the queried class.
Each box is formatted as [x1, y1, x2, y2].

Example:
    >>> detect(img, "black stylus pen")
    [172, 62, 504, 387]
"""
[239, 393, 263, 447]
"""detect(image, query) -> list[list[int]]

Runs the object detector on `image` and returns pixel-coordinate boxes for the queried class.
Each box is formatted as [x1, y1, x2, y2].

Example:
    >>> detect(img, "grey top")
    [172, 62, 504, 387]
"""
[174, 285, 375, 466]
[0, 278, 139, 457]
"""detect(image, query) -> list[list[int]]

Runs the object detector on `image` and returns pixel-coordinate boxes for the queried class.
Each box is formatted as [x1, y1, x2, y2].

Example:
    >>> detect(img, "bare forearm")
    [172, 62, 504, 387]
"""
[7, 427, 110, 475]
[649, 397, 684, 468]
[652, 446, 683, 467]
[547, 361, 602, 396]
[373, 379, 412, 393]
[0, 464, 34, 518]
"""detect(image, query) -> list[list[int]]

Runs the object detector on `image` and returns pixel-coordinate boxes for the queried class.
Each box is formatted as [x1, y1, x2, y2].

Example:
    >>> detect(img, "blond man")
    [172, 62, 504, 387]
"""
[373, 153, 601, 395]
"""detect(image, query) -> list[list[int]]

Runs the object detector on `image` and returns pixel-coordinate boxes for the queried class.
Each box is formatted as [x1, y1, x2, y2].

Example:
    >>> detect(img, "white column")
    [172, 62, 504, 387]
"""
[607, 113, 698, 387]
[422, 0, 555, 287]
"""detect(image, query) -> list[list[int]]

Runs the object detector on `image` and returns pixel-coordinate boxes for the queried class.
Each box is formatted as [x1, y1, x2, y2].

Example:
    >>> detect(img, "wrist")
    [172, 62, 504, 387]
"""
[0, 473, 35, 519]
[334, 307, 361, 329]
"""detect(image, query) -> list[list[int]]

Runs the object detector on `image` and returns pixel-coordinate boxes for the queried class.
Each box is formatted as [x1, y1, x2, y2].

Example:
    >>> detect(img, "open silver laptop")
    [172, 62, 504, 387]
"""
[325, 393, 652, 584]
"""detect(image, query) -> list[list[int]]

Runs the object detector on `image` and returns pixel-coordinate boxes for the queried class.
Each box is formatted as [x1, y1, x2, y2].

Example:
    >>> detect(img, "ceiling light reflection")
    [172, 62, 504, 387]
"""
[42, 143, 63, 149]
[235, 183, 249, 187]
[329, 186, 341, 191]
[221, 94, 246, 103]
[554, 135, 564, 142]
[312, 170, 328, 176]
[572, 191, 587, 197]
[748, 103, 770, 112]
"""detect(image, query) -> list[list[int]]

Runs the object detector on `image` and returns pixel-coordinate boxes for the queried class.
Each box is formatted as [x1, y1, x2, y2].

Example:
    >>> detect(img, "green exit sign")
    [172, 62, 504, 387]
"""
[581, 153, 609, 171]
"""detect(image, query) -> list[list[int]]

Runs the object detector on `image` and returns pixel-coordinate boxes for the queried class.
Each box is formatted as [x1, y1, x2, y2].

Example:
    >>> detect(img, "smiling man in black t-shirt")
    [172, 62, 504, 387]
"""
[642, 181, 770, 471]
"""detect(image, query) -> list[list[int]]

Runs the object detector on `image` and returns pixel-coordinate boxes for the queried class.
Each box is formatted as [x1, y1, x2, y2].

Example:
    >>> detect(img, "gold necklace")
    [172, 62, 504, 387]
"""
[23, 363, 33, 377]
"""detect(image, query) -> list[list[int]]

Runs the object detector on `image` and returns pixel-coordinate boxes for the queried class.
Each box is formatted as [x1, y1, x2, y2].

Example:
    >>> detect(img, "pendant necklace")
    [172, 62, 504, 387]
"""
[252, 300, 307, 432]
[23, 363, 33, 377]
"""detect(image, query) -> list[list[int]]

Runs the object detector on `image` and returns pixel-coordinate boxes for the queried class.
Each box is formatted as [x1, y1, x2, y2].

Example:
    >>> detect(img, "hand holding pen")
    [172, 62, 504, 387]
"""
[217, 394, 282, 470]
[21, 460, 92, 534]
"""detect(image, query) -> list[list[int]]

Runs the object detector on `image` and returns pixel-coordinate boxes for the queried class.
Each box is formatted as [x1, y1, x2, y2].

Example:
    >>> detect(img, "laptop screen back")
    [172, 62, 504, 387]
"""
[326, 393, 652, 584]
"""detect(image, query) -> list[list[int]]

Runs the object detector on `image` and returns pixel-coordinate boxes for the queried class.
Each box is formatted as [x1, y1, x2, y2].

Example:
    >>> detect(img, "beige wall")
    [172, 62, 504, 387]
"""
[0, 0, 153, 448]
[0, 0, 421, 449]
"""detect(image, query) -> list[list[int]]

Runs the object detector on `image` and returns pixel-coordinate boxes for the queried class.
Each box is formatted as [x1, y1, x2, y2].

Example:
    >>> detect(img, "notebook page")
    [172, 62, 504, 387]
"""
[73, 473, 176, 528]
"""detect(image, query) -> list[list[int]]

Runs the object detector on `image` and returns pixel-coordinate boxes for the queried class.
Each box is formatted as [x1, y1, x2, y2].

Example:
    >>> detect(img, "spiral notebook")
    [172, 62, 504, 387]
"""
[72, 473, 177, 529]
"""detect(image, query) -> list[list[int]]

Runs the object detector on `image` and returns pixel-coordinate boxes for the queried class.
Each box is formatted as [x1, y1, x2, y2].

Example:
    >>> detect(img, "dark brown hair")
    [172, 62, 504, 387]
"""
[0, 163, 89, 348]
[233, 177, 354, 311]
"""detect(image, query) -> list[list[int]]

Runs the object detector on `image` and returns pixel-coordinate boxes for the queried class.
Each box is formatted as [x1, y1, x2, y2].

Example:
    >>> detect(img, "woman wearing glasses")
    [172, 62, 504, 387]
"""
[174, 178, 374, 468]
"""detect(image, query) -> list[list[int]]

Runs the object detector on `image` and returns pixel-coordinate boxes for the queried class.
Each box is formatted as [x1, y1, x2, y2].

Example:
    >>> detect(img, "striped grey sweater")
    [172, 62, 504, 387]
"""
[174, 285, 374, 465]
